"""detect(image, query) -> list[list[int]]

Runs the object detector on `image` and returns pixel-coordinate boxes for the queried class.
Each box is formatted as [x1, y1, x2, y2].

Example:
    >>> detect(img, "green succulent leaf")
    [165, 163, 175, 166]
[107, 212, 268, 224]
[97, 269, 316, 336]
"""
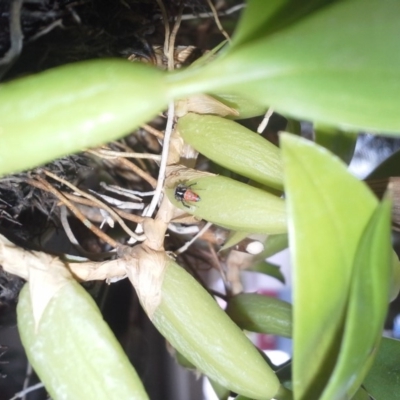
[166, 175, 287, 234]
[262, 234, 289, 259]
[314, 124, 357, 164]
[320, 197, 392, 400]
[177, 114, 283, 190]
[220, 231, 251, 251]
[151, 260, 281, 400]
[208, 379, 231, 400]
[17, 282, 149, 400]
[211, 93, 267, 119]
[351, 387, 372, 400]
[226, 293, 292, 337]
[281, 133, 378, 399]
[231, 0, 338, 49]
[251, 260, 286, 284]
[363, 337, 400, 400]
[0, 59, 168, 176]
[169, 0, 400, 133]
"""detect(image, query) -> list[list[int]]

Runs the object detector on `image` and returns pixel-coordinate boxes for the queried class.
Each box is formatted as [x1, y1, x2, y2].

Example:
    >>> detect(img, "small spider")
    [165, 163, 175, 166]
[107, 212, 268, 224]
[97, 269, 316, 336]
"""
[174, 183, 201, 208]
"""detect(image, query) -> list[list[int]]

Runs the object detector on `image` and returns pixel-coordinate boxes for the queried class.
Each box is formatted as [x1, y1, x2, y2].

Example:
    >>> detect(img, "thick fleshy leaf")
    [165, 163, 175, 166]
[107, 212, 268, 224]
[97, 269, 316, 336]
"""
[363, 337, 400, 399]
[262, 234, 289, 258]
[351, 387, 372, 400]
[231, 0, 338, 49]
[169, 0, 400, 133]
[208, 379, 230, 400]
[230, 0, 285, 48]
[0, 59, 168, 176]
[226, 293, 292, 337]
[220, 231, 251, 251]
[314, 125, 357, 164]
[320, 198, 392, 400]
[177, 113, 283, 190]
[211, 93, 267, 119]
[150, 260, 281, 400]
[251, 260, 285, 284]
[166, 174, 287, 234]
[17, 283, 149, 400]
[281, 133, 378, 399]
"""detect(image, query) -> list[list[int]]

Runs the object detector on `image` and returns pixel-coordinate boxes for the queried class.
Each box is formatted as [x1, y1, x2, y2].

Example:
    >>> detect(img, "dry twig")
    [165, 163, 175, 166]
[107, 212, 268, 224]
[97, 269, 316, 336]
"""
[175, 222, 212, 255]
[61, 192, 144, 224]
[42, 170, 145, 241]
[181, 3, 245, 20]
[141, 124, 165, 139]
[86, 150, 157, 187]
[0, 0, 24, 76]
[157, 0, 171, 57]
[257, 108, 274, 134]
[35, 176, 119, 248]
[168, 2, 184, 71]
[206, 0, 231, 43]
[88, 148, 161, 161]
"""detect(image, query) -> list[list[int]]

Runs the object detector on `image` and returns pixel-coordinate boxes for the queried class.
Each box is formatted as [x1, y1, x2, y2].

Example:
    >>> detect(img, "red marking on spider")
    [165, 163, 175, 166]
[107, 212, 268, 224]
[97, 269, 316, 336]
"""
[174, 183, 201, 208]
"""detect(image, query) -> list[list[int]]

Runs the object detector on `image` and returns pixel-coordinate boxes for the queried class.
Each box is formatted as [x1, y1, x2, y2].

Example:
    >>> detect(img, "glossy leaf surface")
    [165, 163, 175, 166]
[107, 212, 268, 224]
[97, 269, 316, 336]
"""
[0, 59, 167, 176]
[166, 175, 287, 234]
[351, 387, 372, 400]
[281, 133, 378, 399]
[363, 337, 400, 399]
[231, 0, 337, 49]
[169, 0, 400, 133]
[226, 293, 292, 337]
[262, 234, 289, 258]
[320, 198, 391, 400]
[177, 113, 283, 190]
[152, 260, 281, 400]
[17, 283, 149, 400]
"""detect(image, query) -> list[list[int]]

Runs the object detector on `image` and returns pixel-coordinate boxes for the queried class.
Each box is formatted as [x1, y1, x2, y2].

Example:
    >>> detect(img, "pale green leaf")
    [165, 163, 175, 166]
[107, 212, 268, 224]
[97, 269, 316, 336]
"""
[152, 260, 281, 399]
[166, 175, 287, 234]
[169, 0, 400, 133]
[231, 0, 337, 49]
[281, 133, 378, 399]
[320, 198, 392, 400]
[0, 59, 168, 176]
[177, 114, 283, 190]
[17, 283, 149, 400]
[208, 379, 231, 400]
[220, 231, 251, 251]
[226, 293, 292, 337]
